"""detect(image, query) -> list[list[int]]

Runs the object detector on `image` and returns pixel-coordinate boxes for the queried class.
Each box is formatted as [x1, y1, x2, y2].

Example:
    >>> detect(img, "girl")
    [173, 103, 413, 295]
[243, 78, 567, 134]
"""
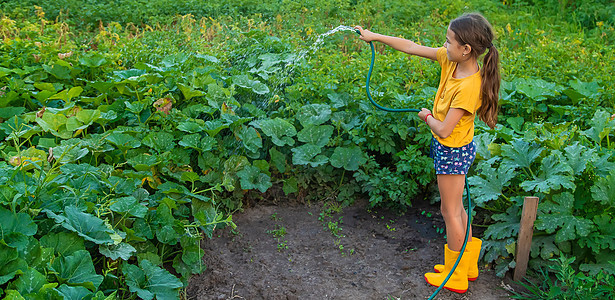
[355, 12, 500, 294]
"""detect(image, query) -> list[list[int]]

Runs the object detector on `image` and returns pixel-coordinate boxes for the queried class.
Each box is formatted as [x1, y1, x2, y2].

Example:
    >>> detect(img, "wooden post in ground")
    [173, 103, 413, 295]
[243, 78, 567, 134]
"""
[513, 196, 539, 281]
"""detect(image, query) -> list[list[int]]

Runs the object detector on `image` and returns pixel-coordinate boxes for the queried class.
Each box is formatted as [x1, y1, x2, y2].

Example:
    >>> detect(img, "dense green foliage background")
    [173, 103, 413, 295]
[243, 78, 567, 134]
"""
[1, 0, 614, 298]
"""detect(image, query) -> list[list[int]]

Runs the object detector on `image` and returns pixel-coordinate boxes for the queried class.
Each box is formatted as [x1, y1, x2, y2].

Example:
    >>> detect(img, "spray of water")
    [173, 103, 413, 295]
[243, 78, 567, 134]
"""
[231, 25, 357, 154]
[301, 25, 357, 59]
[261, 25, 357, 109]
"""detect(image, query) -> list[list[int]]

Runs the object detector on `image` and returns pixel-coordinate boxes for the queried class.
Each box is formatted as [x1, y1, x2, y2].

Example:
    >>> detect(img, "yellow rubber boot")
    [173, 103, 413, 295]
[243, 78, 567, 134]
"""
[434, 238, 482, 281]
[424, 244, 471, 293]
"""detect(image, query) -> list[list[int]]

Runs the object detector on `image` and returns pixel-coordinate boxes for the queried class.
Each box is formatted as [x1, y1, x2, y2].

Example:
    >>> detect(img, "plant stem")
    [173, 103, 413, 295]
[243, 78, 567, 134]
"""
[479, 205, 504, 213]
[525, 167, 536, 178]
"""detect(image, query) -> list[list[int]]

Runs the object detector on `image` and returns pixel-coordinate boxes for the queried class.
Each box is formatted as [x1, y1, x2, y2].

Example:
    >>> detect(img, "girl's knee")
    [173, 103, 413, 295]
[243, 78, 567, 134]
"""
[440, 202, 463, 220]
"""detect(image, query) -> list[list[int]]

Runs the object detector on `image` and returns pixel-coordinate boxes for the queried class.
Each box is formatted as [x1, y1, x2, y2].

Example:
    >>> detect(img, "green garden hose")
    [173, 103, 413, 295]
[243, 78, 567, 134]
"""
[355, 29, 472, 299]
[360, 32, 420, 113]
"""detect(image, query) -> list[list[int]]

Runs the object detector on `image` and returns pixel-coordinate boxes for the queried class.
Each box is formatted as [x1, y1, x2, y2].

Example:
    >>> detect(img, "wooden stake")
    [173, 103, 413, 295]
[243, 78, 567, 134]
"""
[514, 196, 539, 281]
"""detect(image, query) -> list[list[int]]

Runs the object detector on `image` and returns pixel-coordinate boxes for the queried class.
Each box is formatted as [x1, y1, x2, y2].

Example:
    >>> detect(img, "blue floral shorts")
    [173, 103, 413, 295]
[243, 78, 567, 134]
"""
[429, 137, 476, 175]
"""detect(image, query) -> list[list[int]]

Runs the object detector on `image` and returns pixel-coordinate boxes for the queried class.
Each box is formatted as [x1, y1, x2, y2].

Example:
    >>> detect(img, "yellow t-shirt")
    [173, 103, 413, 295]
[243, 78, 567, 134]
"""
[432, 47, 482, 147]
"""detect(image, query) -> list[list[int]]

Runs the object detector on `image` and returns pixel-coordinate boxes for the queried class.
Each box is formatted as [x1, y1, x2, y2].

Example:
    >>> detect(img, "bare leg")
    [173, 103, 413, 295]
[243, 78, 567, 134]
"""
[437, 174, 472, 251]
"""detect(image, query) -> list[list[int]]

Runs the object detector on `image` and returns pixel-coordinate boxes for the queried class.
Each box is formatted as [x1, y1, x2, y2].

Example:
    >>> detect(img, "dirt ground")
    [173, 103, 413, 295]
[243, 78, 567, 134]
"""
[187, 198, 518, 300]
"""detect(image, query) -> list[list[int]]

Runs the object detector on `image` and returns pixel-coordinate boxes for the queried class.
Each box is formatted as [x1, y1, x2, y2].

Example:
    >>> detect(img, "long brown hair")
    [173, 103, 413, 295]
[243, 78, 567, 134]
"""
[450, 13, 500, 129]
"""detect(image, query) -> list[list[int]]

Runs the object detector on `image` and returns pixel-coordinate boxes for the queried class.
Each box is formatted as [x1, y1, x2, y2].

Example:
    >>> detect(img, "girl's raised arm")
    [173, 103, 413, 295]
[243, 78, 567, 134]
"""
[355, 26, 438, 61]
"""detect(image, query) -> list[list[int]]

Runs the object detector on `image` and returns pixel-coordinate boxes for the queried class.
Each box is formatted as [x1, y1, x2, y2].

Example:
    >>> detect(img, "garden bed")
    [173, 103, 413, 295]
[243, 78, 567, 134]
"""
[188, 198, 514, 299]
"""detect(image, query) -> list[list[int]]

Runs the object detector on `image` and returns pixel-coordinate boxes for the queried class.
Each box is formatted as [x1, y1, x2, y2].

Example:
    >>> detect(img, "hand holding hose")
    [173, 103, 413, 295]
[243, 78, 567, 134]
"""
[354, 26, 377, 42]
[418, 108, 433, 123]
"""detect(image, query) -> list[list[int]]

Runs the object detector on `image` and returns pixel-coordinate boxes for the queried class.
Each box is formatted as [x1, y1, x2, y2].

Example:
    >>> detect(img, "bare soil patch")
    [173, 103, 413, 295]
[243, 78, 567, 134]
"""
[187, 198, 516, 299]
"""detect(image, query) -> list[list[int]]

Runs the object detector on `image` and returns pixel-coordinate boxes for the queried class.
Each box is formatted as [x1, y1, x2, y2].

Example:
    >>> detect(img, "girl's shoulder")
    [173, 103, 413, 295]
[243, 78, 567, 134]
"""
[436, 47, 448, 64]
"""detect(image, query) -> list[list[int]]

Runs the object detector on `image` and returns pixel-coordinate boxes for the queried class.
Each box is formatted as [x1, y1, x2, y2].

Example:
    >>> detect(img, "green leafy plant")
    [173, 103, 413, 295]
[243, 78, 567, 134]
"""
[267, 224, 287, 238]
[510, 255, 615, 300]
[472, 110, 615, 277]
